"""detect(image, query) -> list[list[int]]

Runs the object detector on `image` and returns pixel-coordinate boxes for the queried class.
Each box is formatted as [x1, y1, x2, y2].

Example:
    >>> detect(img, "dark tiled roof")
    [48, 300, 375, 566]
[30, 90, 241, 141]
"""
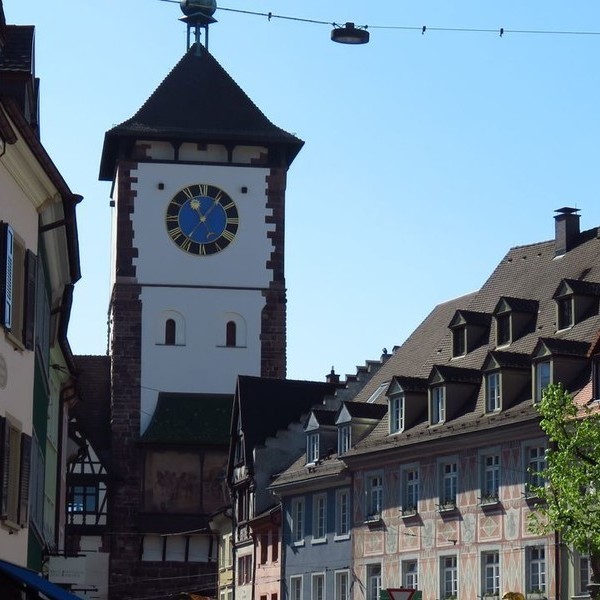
[430, 365, 482, 384]
[494, 296, 539, 314]
[557, 278, 600, 297]
[535, 337, 591, 357]
[141, 392, 233, 445]
[0, 25, 33, 72]
[341, 402, 388, 420]
[390, 376, 429, 393]
[100, 44, 303, 179]
[346, 220, 600, 458]
[485, 350, 531, 369]
[309, 408, 337, 428]
[233, 376, 338, 465]
[451, 309, 492, 327]
[72, 355, 111, 467]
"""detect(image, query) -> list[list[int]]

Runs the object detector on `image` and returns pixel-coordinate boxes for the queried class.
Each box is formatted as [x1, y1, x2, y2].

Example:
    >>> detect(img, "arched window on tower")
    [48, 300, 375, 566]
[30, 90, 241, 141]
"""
[165, 318, 176, 345]
[226, 321, 237, 347]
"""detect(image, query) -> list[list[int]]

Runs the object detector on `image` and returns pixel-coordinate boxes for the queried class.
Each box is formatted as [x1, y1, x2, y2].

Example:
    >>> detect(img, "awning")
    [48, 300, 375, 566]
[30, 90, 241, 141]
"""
[0, 559, 84, 600]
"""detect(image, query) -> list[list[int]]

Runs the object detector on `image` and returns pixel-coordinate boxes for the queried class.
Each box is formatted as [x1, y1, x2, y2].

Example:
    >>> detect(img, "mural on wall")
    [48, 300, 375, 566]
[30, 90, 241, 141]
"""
[144, 450, 202, 513]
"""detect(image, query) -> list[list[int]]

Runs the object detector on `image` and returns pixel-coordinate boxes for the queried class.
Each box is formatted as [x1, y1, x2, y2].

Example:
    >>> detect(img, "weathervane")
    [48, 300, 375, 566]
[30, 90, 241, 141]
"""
[179, 0, 217, 51]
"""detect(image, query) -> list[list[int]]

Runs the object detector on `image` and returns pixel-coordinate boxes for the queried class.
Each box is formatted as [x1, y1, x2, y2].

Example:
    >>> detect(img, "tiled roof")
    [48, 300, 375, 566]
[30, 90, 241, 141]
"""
[344, 220, 600, 458]
[0, 25, 33, 72]
[100, 43, 303, 179]
[451, 309, 492, 327]
[72, 355, 111, 467]
[141, 392, 233, 445]
[233, 376, 339, 466]
[430, 365, 482, 384]
[557, 278, 600, 297]
[309, 408, 337, 427]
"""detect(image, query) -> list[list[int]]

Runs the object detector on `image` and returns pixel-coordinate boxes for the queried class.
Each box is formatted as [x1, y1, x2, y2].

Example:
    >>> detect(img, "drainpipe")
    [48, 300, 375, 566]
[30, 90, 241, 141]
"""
[555, 531, 561, 600]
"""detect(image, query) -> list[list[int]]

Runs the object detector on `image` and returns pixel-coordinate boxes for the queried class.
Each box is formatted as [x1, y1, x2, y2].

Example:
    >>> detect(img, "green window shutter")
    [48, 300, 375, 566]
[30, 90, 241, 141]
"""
[18, 433, 31, 527]
[22, 250, 36, 350]
[0, 223, 14, 330]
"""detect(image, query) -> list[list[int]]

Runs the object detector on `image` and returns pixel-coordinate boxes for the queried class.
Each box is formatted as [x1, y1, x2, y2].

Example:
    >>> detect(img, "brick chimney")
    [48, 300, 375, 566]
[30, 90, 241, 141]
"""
[554, 207, 580, 257]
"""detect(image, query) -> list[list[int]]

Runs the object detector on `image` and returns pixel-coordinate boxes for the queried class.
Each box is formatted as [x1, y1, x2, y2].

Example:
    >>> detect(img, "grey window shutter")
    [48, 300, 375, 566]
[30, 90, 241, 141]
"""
[23, 251, 37, 350]
[18, 433, 31, 527]
[0, 417, 8, 519]
[0, 223, 14, 330]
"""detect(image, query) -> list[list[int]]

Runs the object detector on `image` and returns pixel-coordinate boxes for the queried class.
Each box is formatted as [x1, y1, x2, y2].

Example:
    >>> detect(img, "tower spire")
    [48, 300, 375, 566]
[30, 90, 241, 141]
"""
[179, 0, 217, 50]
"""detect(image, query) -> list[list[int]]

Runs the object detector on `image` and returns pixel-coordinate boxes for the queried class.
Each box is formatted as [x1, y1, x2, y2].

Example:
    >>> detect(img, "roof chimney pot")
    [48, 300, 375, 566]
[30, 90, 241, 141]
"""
[554, 207, 580, 257]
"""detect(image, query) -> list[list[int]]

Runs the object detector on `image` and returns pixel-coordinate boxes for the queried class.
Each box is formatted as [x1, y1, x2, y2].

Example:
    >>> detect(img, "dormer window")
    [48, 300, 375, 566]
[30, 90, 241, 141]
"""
[557, 296, 573, 330]
[534, 360, 551, 403]
[485, 372, 501, 412]
[307, 433, 319, 464]
[452, 326, 466, 357]
[430, 386, 445, 425]
[493, 297, 538, 348]
[338, 425, 351, 455]
[448, 310, 491, 357]
[389, 393, 405, 434]
[496, 312, 511, 346]
[553, 279, 600, 331]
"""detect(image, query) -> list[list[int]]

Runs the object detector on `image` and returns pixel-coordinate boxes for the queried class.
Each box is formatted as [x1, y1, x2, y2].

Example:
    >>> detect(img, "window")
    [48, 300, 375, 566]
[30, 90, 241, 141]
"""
[1, 223, 36, 349]
[226, 321, 237, 346]
[338, 425, 351, 455]
[535, 361, 551, 403]
[441, 555, 458, 599]
[431, 386, 446, 424]
[67, 484, 98, 514]
[440, 461, 458, 507]
[272, 532, 279, 562]
[366, 564, 382, 600]
[335, 571, 349, 600]
[220, 534, 232, 568]
[307, 433, 319, 464]
[453, 326, 466, 357]
[313, 494, 326, 541]
[526, 546, 546, 594]
[557, 296, 573, 330]
[0, 416, 30, 528]
[481, 454, 500, 502]
[389, 393, 405, 433]
[165, 318, 176, 345]
[486, 372, 501, 412]
[312, 573, 325, 600]
[366, 473, 383, 519]
[290, 576, 303, 600]
[482, 551, 500, 595]
[336, 488, 350, 537]
[401, 467, 419, 515]
[260, 534, 268, 564]
[402, 560, 418, 589]
[291, 498, 304, 544]
[577, 554, 590, 595]
[238, 554, 252, 585]
[526, 446, 546, 495]
[496, 312, 511, 346]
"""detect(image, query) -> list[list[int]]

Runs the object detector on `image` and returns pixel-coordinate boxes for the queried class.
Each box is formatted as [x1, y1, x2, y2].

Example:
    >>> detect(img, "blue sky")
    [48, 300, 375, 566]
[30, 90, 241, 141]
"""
[5, 0, 600, 382]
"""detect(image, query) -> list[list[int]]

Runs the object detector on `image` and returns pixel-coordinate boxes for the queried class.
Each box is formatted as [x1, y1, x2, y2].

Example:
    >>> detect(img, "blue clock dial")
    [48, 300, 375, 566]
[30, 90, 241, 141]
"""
[166, 184, 239, 255]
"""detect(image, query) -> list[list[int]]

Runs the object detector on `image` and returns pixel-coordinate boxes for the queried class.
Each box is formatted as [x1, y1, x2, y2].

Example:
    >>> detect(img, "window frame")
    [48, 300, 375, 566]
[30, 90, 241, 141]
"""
[307, 433, 319, 464]
[290, 576, 303, 600]
[338, 424, 351, 455]
[389, 393, 405, 434]
[366, 563, 382, 600]
[311, 572, 325, 600]
[312, 493, 327, 543]
[556, 295, 573, 330]
[402, 559, 419, 590]
[335, 488, 350, 539]
[480, 452, 500, 503]
[431, 386, 446, 425]
[496, 312, 511, 346]
[485, 372, 501, 413]
[440, 554, 458, 600]
[534, 360, 551, 403]
[452, 325, 466, 357]
[291, 498, 305, 546]
[526, 445, 546, 496]
[481, 550, 500, 596]
[365, 472, 383, 520]
[439, 460, 458, 508]
[526, 545, 546, 594]
[335, 570, 350, 600]
[401, 465, 419, 516]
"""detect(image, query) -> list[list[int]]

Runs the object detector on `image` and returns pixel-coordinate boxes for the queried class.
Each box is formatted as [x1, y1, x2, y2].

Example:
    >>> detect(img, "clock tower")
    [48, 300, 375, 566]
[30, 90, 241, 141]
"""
[99, 15, 302, 597]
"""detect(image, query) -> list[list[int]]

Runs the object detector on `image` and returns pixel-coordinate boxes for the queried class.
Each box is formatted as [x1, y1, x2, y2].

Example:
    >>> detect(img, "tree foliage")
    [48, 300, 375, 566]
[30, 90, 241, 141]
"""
[529, 383, 600, 588]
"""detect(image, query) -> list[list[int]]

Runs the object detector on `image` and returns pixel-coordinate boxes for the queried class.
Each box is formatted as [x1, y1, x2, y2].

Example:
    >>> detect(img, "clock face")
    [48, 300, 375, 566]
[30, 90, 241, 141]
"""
[166, 184, 239, 255]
